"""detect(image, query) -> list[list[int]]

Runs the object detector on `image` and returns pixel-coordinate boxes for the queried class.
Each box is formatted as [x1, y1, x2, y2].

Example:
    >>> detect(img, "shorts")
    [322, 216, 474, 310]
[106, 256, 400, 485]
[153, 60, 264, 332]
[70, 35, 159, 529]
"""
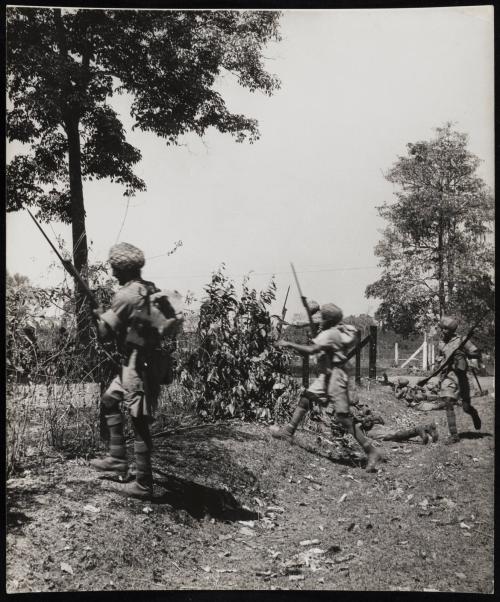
[439, 370, 470, 402]
[102, 349, 163, 421]
[307, 367, 352, 414]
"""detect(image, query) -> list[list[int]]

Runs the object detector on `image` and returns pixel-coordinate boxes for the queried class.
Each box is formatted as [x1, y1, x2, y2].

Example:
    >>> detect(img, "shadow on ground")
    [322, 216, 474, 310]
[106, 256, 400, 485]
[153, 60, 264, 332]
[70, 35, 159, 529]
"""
[152, 471, 258, 521]
[6, 485, 45, 530]
[458, 431, 493, 440]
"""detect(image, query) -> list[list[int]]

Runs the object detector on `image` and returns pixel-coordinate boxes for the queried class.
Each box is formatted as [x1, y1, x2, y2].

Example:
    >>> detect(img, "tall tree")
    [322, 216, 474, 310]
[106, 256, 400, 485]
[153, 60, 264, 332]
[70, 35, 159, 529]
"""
[366, 124, 494, 336]
[7, 7, 281, 342]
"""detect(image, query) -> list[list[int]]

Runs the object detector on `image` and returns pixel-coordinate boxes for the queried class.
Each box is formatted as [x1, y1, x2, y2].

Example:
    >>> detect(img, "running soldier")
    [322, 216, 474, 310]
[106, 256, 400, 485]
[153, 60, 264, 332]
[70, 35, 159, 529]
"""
[436, 316, 482, 444]
[91, 243, 181, 499]
[270, 303, 382, 472]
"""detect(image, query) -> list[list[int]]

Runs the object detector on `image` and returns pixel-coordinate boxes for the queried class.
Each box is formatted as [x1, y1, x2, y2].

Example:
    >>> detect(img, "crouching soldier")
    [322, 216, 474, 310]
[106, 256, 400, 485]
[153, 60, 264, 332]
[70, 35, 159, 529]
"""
[437, 316, 482, 444]
[270, 304, 382, 472]
[91, 243, 182, 499]
[354, 405, 438, 444]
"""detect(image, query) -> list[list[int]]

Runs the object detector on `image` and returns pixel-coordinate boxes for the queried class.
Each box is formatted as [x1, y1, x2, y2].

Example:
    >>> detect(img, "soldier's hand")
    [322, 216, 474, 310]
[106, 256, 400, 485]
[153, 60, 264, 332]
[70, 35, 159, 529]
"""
[93, 305, 105, 318]
[274, 340, 289, 349]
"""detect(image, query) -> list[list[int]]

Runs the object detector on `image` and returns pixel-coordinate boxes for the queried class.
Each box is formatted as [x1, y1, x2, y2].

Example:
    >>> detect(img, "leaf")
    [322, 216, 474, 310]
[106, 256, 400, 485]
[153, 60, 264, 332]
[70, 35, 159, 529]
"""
[83, 504, 100, 513]
[299, 539, 320, 546]
[338, 493, 347, 503]
[60, 562, 74, 575]
[459, 522, 471, 530]
[289, 574, 305, 581]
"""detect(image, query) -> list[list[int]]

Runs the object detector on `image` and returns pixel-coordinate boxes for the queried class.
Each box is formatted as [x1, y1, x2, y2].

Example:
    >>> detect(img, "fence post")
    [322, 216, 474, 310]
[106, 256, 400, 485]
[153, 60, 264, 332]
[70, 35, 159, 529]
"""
[394, 342, 399, 366]
[355, 346, 361, 384]
[422, 332, 428, 370]
[368, 325, 377, 379]
[302, 356, 309, 388]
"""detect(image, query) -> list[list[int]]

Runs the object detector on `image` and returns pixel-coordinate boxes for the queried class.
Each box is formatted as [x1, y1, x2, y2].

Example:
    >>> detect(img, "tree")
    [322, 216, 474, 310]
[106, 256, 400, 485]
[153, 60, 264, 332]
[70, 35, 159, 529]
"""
[366, 124, 494, 337]
[7, 7, 281, 342]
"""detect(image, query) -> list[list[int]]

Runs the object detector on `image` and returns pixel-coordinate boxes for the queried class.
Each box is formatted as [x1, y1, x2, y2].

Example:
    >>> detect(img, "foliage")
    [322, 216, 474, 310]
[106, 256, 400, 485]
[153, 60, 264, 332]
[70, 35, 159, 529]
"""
[177, 267, 299, 421]
[366, 124, 494, 339]
[6, 7, 281, 329]
[7, 7, 281, 217]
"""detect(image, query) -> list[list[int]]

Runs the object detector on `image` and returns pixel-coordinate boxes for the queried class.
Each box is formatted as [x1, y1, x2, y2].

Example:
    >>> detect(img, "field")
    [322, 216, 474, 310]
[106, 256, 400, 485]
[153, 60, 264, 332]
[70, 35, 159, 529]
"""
[6, 378, 494, 593]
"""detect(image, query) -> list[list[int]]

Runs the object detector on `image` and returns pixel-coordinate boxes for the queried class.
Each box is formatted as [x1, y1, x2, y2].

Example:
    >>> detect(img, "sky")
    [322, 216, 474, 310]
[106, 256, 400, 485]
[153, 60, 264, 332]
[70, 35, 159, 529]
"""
[6, 6, 495, 320]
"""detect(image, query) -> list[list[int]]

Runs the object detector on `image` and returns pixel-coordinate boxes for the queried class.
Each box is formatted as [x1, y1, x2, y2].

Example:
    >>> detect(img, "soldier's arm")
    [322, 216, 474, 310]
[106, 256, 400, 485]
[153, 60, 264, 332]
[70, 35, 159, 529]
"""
[275, 340, 322, 356]
[464, 340, 481, 359]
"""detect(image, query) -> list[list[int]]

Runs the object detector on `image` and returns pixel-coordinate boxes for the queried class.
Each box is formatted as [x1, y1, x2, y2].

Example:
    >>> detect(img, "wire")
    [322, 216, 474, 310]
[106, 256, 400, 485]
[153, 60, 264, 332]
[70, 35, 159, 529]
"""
[148, 265, 380, 280]
[115, 197, 130, 244]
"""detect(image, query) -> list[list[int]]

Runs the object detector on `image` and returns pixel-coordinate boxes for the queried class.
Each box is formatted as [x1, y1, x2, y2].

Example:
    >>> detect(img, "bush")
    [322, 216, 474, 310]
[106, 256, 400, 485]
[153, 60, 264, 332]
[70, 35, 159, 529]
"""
[177, 267, 300, 421]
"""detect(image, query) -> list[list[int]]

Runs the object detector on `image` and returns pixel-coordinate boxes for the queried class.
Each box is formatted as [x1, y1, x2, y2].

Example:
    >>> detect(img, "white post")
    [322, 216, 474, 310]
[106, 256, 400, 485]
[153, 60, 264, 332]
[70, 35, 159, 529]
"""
[394, 342, 399, 365]
[430, 343, 435, 367]
[422, 332, 428, 370]
[401, 342, 424, 369]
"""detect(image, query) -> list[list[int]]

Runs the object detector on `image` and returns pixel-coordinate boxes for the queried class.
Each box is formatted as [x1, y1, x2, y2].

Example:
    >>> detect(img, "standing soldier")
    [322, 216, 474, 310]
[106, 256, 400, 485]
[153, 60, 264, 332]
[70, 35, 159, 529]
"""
[91, 243, 181, 499]
[436, 316, 482, 444]
[270, 303, 382, 472]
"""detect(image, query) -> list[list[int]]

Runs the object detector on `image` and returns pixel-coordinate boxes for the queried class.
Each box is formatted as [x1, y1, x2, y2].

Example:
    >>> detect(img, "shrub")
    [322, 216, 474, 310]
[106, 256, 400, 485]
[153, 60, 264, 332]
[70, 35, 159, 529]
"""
[177, 267, 300, 420]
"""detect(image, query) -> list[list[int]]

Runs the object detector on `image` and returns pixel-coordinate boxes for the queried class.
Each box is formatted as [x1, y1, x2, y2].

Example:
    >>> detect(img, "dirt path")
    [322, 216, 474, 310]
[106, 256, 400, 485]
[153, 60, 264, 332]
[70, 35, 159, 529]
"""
[6, 385, 494, 592]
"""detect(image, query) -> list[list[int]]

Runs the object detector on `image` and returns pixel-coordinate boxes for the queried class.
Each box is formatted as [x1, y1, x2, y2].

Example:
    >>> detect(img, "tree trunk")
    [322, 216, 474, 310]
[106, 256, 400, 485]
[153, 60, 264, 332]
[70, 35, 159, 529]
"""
[66, 116, 92, 347]
[54, 9, 92, 348]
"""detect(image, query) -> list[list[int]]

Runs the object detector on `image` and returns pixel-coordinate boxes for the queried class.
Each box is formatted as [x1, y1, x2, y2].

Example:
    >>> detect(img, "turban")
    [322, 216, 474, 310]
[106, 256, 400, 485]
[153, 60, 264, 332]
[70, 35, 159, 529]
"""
[108, 243, 145, 271]
[320, 303, 343, 325]
[439, 316, 458, 332]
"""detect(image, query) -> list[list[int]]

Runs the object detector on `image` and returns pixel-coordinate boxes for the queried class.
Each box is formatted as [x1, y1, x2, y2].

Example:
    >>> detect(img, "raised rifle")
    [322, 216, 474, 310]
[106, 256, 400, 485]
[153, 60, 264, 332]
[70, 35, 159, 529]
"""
[275, 285, 290, 337]
[290, 263, 317, 338]
[27, 209, 120, 367]
[417, 311, 489, 387]
[27, 209, 99, 310]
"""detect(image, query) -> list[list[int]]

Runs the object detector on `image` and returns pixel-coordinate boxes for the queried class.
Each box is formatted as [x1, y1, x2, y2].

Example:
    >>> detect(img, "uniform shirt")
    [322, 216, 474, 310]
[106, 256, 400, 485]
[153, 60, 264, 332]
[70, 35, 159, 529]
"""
[312, 323, 358, 373]
[437, 335, 478, 372]
[100, 279, 158, 351]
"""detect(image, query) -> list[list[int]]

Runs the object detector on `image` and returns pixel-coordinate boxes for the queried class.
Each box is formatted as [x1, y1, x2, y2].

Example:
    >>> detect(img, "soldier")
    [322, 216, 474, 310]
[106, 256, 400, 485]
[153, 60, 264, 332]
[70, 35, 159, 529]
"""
[270, 303, 382, 472]
[436, 316, 482, 444]
[353, 404, 438, 444]
[91, 243, 181, 499]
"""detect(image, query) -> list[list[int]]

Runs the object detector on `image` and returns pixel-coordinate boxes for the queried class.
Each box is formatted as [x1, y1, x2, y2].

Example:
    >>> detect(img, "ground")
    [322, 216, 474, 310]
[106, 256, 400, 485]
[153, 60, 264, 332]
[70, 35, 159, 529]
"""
[6, 379, 494, 593]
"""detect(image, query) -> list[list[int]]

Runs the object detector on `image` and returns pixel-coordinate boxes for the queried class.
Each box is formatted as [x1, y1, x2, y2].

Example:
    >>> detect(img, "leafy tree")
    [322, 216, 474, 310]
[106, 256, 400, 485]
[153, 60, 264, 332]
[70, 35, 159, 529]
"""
[7, 7, 281, 341]
[366, 124, 494, 337]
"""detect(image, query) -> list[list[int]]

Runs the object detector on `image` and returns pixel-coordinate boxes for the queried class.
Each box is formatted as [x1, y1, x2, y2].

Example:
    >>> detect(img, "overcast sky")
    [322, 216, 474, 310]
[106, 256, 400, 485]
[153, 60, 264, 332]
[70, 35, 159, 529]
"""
[6, 6, 495, 320]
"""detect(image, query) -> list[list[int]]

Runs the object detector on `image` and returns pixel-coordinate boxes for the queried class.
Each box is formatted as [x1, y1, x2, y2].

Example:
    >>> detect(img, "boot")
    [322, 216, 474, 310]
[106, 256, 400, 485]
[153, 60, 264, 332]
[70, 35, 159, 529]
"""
[270, 406, 308, 442]
[107, 479, 152, 500]
[91, 413, 128, 477]
[445, 398, 459, 443]
[90, 455, 128, 478]
[364, 444, 382, 473]
[426, 423, 439, 443]
[469, 406, 482, 431]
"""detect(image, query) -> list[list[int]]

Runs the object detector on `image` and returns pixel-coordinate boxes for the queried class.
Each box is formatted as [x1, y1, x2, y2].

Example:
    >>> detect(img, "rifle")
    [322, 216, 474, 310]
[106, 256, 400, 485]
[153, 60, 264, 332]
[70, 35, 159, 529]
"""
[27, 209, 120, 368]
[290, 263, 316, 338]
[417, 311, 489, 387]
[275, 285, 290, 337]
[27, 209, 98, 309]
